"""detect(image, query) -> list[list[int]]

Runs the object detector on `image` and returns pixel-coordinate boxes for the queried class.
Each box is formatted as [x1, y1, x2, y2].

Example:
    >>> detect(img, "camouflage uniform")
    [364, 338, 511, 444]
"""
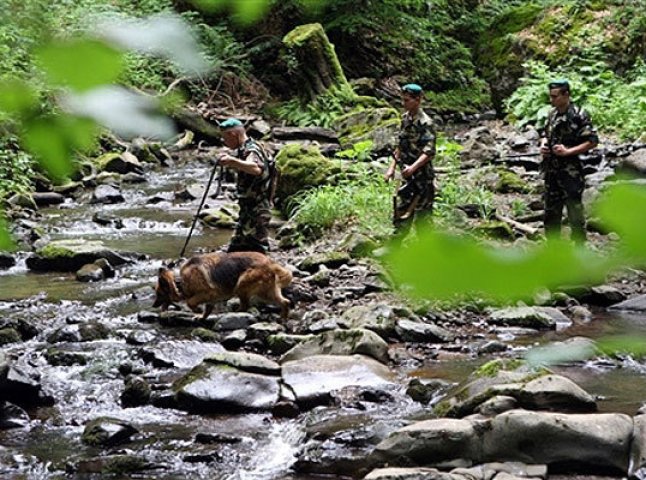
[542, 103, 598, 243]
[228, 138, 272, 254]
[393, 109, 436, 234]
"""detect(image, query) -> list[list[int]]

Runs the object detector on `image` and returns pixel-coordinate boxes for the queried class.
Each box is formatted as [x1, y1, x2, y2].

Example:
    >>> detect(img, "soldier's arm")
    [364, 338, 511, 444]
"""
[403, 126, 435, 176]
[219, 151, 263, 176]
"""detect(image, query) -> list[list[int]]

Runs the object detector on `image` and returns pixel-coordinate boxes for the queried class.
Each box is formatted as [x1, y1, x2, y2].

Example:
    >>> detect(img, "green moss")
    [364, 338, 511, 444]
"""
[172, 363, 210, 392]
[95, 152, 121, 170]
[0, 327, 21, 345]
[433, 400, 453, 417]
[494, 170, 532, 194]
[103, 455, 151, 474]
[39, 244, 75, 258]
[474, 358, 525, 378]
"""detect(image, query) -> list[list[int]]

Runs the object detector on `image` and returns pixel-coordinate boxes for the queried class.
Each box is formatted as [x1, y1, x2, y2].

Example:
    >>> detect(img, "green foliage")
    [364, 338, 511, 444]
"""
[275, 84, 360, 127]
[385, 182, 646, 303]
[433, 136, 495, 226]
[506, 60, 646, 139]
[289, 169, 392, 239]
[334, 140, 373, 162]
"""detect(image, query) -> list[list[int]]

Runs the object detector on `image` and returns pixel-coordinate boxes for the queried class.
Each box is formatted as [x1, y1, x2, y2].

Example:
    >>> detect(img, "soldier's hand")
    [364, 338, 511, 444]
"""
[217, 154, 235, 167]
[402, 165, 415, 179]
[540, 144, 551, 156]
[552, 144, 569, 156]
[384, 168, 395, 182]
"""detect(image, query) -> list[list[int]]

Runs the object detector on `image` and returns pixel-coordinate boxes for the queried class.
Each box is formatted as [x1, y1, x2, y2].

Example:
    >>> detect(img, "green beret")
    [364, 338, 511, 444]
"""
[220, 118, 243, 130]
[402, 83, 423, 95]
[548, 79, 570, 91]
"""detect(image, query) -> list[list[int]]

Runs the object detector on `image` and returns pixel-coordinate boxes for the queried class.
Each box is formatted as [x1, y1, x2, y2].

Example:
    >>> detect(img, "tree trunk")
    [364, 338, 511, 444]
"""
[283, 23, 350, 101]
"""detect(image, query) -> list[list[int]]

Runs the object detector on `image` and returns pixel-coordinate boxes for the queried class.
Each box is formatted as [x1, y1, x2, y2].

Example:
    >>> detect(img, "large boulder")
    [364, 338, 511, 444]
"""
[26, 239, 134, 272]
[280, 328, 389, 364]
[336, 107, 399, 152]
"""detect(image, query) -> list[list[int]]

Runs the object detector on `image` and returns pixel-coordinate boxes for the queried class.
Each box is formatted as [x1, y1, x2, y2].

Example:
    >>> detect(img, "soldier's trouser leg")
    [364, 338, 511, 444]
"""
[543, 178, 565, 240]
[228, 202, 270, 254]
[393, 192, 418, 243]
[564, 182, 586, 244]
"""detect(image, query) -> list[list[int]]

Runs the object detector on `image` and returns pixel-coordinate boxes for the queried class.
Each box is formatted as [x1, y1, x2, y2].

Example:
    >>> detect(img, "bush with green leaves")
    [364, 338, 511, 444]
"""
[289, 168, 392, 239]
[506, 60, 646, 140]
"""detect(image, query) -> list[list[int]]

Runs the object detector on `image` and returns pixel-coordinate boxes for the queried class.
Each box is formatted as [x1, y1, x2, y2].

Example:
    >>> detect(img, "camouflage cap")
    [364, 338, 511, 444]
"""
[548, 79, 570, 91]
[220, 118, 243, 130]
[402, 83, 423, 95]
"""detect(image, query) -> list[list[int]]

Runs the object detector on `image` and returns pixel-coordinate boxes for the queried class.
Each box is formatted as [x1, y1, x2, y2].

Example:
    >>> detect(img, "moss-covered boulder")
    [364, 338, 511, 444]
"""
[82, 417, 138, 446]
[336, 107, 400, 152]
[274, 144, 342, 212]
[26, 239, 133, 272]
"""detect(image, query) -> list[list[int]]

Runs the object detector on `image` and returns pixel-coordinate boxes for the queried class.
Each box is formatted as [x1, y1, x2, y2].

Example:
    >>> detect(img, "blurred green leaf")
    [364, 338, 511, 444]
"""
[0, 79, 37, 116]
[385, 230, 615, 303]
[595, 183, 646, 259]
[597, 335, 646, 357]
[36, 38, 123, 91]
[22, 115, 98, 180]
[0, 217, 14, 251]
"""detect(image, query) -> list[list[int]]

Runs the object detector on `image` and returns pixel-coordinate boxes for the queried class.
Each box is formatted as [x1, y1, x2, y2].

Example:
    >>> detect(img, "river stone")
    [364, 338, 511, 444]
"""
[487, 307, 561, 330]
[45, 347, 89, 366]
[204, 351, 281, 376]
[91, 184, 125, 204]
[82, 417, 138, 446]
[174, 362, 281, 412]
[297, 252, 351, 273]
[630, 414, 646, 477]
[26, 239, 132, 272]
[47, 323, 110, 343]
[280, 328, 389, 364]
[272, 126, 338, 143]
[364, 467, 468, 480]
[99, 151, 144, 175]
[617, 148, 646, 177]
[0, 328, 21, 345]
[212, 312, 256, 331]
[608, 294, 646, 313]
[373, 411, 633, 472]
[395, 319, 455, 343]
[267, 333, 313, 355]
[578, 285, 626, 306]
[0, 253, 16, 269]
[140, 340, 225, 369]
[281, 354, 394, 407]
[221, 329, 247, 350]
[338, 304, 398, 338]
[248, 322, 285, 342]
[76, 258, 114, 282]
[0, 401, 30, 429]
[32, 191, 65, 207]
[121, 376, 151, 408]
[0, 318, 38, 340]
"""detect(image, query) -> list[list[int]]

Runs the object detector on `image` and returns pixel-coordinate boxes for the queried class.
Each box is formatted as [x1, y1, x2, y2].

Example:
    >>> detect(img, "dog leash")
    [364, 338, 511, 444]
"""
[179, 158, 223, 258]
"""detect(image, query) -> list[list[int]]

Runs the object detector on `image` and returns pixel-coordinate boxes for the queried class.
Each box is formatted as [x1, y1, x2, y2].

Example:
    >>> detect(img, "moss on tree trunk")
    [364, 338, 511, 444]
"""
[283, 23, 350, 101]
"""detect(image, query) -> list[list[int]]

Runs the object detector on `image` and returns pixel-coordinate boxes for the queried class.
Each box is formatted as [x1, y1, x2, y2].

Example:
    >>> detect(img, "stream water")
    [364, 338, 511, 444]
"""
[1, 155, 646, 479]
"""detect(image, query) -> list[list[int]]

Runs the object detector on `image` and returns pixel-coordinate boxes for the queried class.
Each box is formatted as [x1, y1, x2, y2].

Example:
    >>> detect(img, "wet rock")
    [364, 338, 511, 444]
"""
[82, 417, 138, 446]
[204, 351, 281, 376]
[487, 306, 570, 330]
[298, 252, 351, 273]
[121, 376, 151, 408]
[0, 252, 16, 269]
[221, 329, 247, 350]
[477, 340, 508, 354]
[76, 258, 115, 282]
[26, 239, 132, 272]
[0, 355, 50, 406]
[372, 411, 632, 473]
[617, 148, 646, 177]
[137, 310, 159, 323]
[73, 454, 157, 475]
[140, 340, 225, 369]
[97, 151, 144, 175]
[212, 312, 256, 331]
[280, 329, 389, 364]
[174, 360, 281, 412]
[92, 211, 124, 228]
[7, 193, 38, 210]
[175, 184, 205, 201]
[90, 184, 125, 204]
[272, 400, 300, 418]
[267, 333, 313, 355]
[32, 191, 65, 207]
[199, 206, 237, 228]
[338, 304, 399, 338]
[337, 232, 379, 258]
[406, 378, 451, 405]
[304, 266, 331, 287]
[0, 318, 38, 340]
[578, 285, 627, 307]
[273, 126, 338, 143]
[281, 354, 394, 408]
[308, 317, 340, 334]
[191, 327, 218, 342]
[395, 319, 455, 343]
[0, 401, 30, 429]
[0, 328, 21, 345]
[47, 322, 110, 343]
[125, 330, 156, 345]
[248, 322, 284, 343]
[158, 310, 210, 328]
[476, 395, 518, 416]
[608, 294, 646, 313]
[146, 191, 174, 204]
[45, 347, 89, 366]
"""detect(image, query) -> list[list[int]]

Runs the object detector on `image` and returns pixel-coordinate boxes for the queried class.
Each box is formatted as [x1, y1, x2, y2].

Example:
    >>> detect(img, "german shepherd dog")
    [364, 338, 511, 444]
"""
[153, 252, 293, 320]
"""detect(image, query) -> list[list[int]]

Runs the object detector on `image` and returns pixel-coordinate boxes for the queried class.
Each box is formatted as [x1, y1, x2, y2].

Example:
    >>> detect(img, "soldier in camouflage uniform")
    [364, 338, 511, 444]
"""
[540, 80, 598, 244]
[217, 118, 272, 254]
[384, 83, 436, 239]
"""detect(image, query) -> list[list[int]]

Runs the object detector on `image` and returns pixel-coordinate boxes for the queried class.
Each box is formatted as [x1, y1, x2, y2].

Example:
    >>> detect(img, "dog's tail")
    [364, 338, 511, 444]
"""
[269, 263, 292, 288]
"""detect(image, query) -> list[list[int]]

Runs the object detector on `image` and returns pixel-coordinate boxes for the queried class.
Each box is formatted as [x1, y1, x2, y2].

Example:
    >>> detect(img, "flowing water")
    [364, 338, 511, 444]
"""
[1, 157, 646, 479]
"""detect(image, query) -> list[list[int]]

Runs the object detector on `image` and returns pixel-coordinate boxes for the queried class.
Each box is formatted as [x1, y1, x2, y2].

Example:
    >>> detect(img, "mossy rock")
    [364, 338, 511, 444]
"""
[297, 251, 351, 272]
[275, 144, 343, 213]
[0, 328, 21, 345]
[27, 239, 131, 272]
[494, 170, 532, 194]
[472, 220, 515, 240]
[336, 107, 400, 151]
[82, 417, 138, 446]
